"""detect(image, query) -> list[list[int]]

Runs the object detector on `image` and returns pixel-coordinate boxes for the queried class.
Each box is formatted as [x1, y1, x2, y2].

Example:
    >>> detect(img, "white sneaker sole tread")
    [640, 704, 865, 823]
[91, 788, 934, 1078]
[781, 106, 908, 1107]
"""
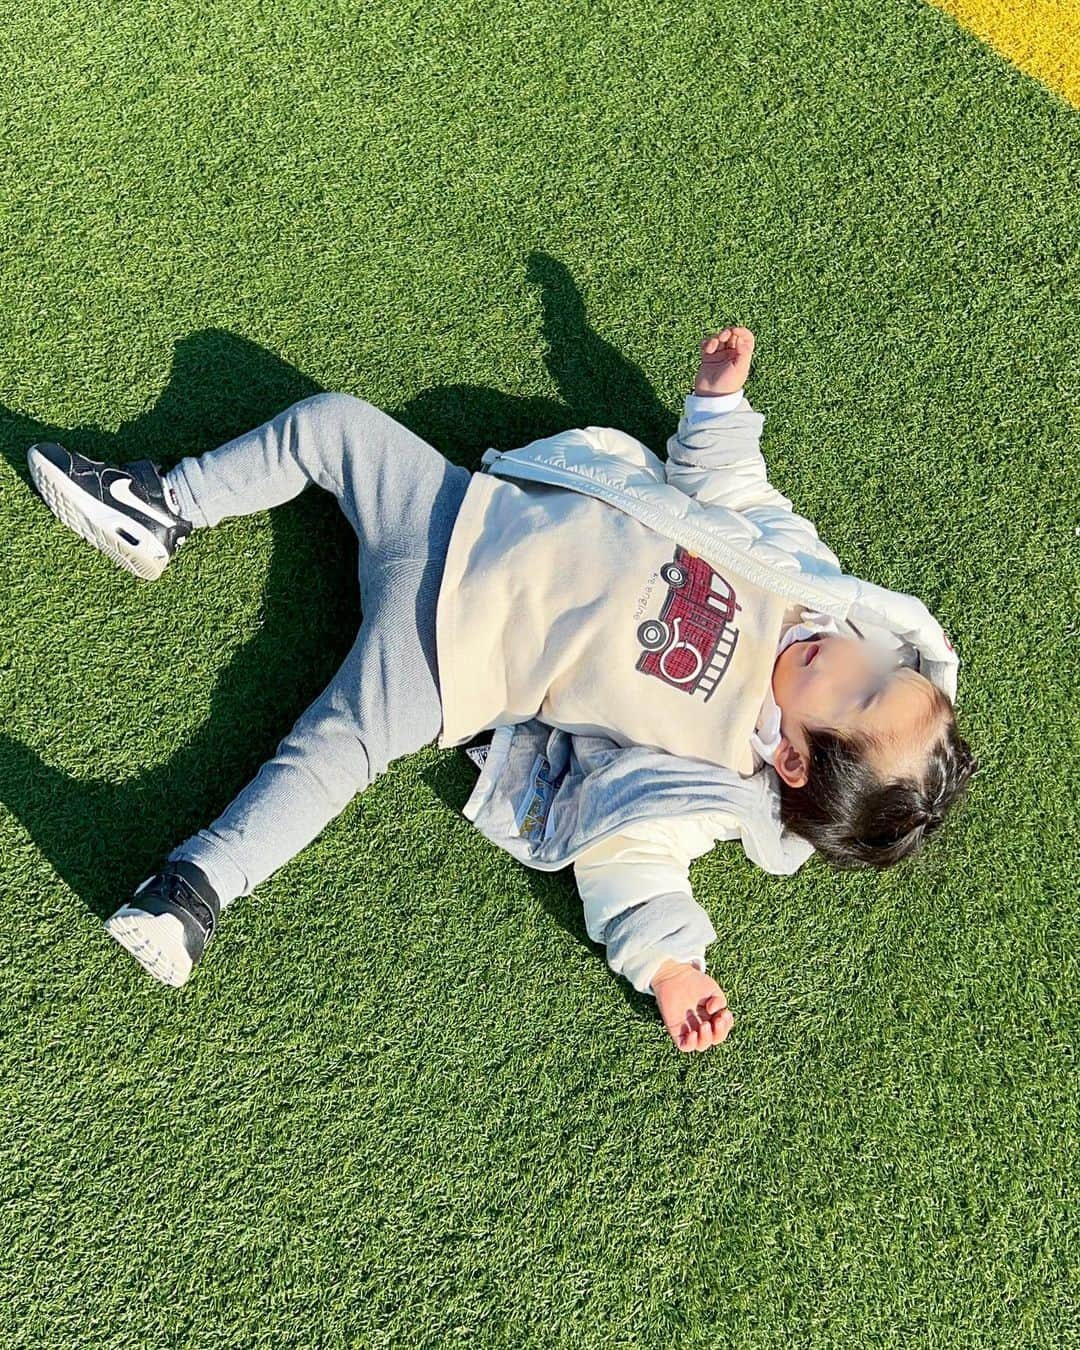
[105, 905, 194, 987]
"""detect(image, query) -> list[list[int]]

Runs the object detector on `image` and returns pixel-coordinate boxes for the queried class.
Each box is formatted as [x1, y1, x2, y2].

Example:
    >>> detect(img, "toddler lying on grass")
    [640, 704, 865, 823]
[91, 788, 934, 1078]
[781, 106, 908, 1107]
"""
[26, 327, 976, 1052]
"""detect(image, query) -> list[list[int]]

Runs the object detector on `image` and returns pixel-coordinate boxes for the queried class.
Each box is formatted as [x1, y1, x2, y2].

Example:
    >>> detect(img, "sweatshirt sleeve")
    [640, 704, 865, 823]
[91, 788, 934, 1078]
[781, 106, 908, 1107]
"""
[572, 813, 737, 996]
[665, 395, 843, 571]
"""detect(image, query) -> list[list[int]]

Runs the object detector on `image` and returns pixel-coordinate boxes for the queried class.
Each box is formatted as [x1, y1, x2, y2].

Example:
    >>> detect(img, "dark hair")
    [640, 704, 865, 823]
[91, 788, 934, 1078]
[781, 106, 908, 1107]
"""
[777, 686, 978, 870]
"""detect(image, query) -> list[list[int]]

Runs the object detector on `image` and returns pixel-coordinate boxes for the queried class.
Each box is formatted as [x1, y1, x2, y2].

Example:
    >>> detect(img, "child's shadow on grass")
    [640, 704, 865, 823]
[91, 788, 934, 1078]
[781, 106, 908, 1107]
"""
[0, 253, 672, 1024]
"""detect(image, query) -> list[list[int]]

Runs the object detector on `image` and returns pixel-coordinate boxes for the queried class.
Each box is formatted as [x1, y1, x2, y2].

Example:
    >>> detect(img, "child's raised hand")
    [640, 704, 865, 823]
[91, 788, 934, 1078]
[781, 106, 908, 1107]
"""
[694, 327, 755, 398]
[651, 960, 735, 1053]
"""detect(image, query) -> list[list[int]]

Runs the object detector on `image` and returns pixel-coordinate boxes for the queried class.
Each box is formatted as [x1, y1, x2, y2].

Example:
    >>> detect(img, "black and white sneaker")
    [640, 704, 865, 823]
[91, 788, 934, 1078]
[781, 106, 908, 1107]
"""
[105, 861, 221, 987]
[27, 443, 192, 581]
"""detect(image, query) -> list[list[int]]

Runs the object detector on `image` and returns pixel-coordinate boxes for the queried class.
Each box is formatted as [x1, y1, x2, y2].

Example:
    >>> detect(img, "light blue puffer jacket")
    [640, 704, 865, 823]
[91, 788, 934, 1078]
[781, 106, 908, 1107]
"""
[458, 398, 960, 995]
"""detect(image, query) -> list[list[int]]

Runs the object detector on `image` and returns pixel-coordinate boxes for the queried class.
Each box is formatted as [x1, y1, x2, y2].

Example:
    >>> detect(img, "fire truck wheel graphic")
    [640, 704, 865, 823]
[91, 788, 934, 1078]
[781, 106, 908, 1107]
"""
[637, 619, 669, 651]
[660, 562, 688, 588]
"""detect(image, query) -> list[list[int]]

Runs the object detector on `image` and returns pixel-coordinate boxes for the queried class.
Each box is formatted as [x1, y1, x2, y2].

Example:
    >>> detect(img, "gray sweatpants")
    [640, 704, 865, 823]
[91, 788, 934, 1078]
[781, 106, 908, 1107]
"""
[165, 393, 471, 906]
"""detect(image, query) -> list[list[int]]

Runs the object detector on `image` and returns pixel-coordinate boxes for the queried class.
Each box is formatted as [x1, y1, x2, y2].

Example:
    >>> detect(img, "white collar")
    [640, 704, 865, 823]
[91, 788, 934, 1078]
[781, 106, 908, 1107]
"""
[750, 612, 843, 768]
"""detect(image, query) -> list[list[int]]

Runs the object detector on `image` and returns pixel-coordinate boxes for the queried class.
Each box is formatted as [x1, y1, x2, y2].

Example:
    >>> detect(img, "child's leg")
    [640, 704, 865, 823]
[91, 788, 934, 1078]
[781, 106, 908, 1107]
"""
[165, 392, 467, 596]
[167, 570, 448, 904]
[168, 390, 471, 899]
[107, 393, 471, 982]
[28, 391, 459, 583]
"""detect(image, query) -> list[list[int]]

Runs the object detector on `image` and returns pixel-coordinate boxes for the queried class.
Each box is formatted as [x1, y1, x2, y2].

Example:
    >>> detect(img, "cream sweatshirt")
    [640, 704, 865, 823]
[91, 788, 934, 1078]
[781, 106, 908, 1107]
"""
[436, 432, 791, 776]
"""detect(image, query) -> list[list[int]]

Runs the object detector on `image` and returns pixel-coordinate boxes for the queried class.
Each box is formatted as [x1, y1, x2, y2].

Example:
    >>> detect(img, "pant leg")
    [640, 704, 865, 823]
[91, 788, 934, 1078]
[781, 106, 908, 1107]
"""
[165, 393, 472, 904]
[168, 568, 450, 903]
[166, 393, 462, 582]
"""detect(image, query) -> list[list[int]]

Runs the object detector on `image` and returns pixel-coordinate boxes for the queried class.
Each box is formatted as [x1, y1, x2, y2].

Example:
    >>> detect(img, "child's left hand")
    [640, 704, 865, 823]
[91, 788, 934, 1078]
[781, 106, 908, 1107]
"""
[652, 959, 735, 1052]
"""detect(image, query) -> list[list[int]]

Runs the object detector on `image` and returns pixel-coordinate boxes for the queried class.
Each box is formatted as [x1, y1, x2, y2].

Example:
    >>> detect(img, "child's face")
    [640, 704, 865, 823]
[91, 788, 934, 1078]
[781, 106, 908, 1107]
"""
[770, 634, 946, 788]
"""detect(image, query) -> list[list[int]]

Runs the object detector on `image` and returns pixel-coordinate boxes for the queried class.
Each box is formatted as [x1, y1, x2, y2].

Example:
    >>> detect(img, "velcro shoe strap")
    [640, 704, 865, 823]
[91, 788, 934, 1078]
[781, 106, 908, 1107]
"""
[137, 866, 220, 963]
[135, 894, 213, 967]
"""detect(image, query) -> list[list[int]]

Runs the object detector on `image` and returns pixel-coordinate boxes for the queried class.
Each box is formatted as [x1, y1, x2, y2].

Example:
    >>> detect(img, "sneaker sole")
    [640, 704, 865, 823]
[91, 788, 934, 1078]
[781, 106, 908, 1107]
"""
[105, 905, 194, 987]
[28, 448, 170, 581]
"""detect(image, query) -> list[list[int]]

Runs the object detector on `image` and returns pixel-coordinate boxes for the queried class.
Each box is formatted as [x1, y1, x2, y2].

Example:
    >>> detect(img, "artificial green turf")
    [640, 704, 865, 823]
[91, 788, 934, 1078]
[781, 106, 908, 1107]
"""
[1, 0, 1077, 1343]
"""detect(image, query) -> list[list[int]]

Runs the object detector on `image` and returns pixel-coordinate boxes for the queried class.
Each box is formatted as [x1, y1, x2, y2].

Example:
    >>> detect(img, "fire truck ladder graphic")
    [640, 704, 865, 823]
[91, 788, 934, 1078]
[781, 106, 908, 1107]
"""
[692, 574, 741, 701]
[696, 624, 739, 701]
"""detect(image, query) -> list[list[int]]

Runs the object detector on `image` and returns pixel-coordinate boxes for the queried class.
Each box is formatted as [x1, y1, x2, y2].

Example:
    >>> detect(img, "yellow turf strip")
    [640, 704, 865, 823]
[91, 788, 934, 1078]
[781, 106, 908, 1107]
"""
[929, 0, 1079, 106]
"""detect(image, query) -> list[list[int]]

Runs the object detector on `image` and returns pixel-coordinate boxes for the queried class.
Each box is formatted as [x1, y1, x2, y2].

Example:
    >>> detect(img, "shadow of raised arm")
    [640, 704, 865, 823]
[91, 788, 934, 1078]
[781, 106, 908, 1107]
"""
[526, 251, 674, 451]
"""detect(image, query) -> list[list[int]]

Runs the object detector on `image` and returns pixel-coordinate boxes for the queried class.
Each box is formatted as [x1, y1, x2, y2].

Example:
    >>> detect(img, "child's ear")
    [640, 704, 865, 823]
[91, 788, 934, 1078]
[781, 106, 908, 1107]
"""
[773, 737, 809, 789]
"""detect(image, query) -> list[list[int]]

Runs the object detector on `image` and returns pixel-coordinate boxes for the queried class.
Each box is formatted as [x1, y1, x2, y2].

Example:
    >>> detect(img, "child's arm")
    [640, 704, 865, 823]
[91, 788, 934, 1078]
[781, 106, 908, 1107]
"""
[665, 330, 841, 572]
[573, 814, 737, 1052]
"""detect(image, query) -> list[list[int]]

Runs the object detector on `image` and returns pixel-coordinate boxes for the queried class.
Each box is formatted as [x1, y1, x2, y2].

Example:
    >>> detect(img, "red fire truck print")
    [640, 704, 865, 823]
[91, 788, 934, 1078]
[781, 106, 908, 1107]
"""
[635, 547, 742, 701]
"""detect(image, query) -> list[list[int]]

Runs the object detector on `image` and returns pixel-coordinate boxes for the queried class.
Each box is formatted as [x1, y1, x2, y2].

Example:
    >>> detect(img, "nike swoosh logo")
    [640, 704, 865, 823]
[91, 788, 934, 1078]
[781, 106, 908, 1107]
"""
[108, 476, 177, 529]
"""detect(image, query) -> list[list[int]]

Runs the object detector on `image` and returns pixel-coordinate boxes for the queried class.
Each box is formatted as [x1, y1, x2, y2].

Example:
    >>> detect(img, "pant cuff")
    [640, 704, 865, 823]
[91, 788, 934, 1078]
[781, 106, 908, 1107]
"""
[163, 461, 210, 529]
[168, 832, 250, 908]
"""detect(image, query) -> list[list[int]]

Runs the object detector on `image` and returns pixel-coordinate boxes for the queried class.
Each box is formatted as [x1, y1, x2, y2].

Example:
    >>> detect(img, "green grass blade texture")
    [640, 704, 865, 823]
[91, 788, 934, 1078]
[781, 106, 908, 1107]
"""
[0, 0, 1077, 1344]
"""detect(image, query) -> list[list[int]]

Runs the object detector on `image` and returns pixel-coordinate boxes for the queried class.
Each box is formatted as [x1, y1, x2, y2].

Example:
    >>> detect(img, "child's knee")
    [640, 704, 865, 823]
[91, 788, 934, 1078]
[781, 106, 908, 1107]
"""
[282, 741, 368, 815]
[299, 391, 375, 432]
